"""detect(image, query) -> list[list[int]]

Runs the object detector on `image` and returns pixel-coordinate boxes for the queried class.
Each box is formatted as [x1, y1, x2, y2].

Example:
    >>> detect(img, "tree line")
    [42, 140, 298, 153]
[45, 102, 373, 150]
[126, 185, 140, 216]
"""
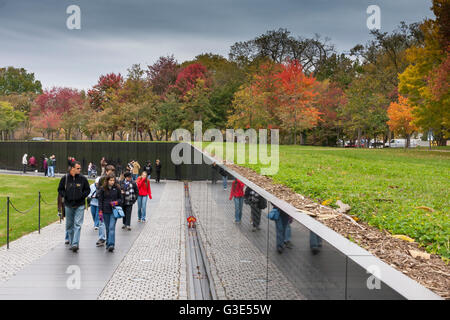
[0, 0, 448, 146]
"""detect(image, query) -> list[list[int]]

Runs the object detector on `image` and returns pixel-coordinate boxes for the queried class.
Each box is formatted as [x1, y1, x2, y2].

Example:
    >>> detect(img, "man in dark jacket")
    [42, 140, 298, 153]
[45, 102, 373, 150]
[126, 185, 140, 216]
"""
[57, 161, 90, 252]
[244, 187, 267, 232]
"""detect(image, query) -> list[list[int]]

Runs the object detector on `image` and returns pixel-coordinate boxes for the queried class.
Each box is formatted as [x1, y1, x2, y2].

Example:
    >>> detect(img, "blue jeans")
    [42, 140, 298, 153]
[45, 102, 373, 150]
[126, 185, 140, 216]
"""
[222, 176, 228, 189]
[103, 213, 117, 247]
[275, 211, 290, 249]
[137, 195, 148, 221]
[65, 205, 85, 247]
[90, 205, 99, 228]
[48, 166, 55, 177]
[233, 197, 244, 222]
[310, 231, 322, 248]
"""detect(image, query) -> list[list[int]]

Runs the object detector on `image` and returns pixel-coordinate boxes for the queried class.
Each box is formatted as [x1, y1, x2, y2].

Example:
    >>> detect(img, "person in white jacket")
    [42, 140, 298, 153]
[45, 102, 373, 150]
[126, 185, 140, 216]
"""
[22, 154, 28, 173]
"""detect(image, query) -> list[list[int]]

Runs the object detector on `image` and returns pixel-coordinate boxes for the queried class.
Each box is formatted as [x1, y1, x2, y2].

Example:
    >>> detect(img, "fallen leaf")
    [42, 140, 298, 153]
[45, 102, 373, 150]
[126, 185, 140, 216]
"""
[409, 250, 431, 260]
[416, 206, 435, 212]
[392, 234, 415, 243]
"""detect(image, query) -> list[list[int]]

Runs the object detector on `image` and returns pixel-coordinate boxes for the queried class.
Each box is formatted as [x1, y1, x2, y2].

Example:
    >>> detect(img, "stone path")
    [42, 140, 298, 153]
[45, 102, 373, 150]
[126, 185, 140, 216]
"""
[98, 181, 187, 300]
[0, 181, 170, 299]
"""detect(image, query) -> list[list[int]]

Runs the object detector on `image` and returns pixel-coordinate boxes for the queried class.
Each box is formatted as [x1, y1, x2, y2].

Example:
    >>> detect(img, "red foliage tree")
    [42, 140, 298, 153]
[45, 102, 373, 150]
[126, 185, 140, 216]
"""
[172, 63, 210, 96]
[147, 55, 180, 96]
[88, 73, 124, 110]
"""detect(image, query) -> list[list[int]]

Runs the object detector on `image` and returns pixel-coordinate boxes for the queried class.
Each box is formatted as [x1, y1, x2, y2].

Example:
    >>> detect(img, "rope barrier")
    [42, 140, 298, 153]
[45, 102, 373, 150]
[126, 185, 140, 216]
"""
[41, 195, 57, 206]
[9, 198, 39, 215]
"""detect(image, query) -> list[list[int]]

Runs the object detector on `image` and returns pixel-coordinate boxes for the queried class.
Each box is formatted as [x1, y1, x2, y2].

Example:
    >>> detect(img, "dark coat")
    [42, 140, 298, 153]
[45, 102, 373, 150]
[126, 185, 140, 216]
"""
[244, 187, 267, 210]
[57, 173, 90, 208]
[98, 184, 122, 214]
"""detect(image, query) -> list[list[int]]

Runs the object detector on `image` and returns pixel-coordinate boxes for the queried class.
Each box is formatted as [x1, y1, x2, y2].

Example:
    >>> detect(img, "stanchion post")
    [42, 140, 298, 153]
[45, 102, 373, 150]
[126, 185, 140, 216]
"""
[6, 197, 10, 249]
[38, 191, 41, 234]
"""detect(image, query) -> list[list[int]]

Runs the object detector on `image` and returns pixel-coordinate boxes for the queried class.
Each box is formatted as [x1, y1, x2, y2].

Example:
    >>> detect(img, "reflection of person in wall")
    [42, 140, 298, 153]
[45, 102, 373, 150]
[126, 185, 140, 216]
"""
[270, 205, 294, 254]
[310, 231, 323, 255]
[244, 187, 267, 232]
[229, 178, 245, 223]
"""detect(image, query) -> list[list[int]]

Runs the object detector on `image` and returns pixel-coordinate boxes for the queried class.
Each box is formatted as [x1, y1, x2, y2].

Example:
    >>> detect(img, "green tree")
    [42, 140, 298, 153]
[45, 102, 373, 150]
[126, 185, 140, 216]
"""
[0, 101, 26, 140]
[0, 67, 42, 95]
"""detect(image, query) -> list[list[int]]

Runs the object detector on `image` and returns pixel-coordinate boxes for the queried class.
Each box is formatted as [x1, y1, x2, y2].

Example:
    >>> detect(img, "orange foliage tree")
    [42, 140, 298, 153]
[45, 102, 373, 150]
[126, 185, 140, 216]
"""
[275, 59, 321, 144]
[387, 95, 418, 147]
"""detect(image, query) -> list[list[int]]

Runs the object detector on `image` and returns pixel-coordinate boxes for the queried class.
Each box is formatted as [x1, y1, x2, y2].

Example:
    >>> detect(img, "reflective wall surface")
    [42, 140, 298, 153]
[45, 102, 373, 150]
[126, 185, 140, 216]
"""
[189, 177, 414, 300]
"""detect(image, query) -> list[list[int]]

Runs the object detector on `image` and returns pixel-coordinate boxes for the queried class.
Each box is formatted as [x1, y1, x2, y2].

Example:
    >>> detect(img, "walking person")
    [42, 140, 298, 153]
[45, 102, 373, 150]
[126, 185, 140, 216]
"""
[244, 187, 267, 232]
[29, 155, 36, 171]
[155, 159, 162, 183]
[136, 171, 152, 222]
[48, 155, 56, 177]
[43, 155, 48, 176]
[229, 179, 245, 223]
[219, 165, 228, 190]
[132, 160, 141, 181]
[100, 157, 107, 176]
[57, 161, 90, 252]
[87, 177, 101, 230]
[269, 205, 294, 254]
[143, 161, 152, 179]
[88, 162, 93, 178]
[95, 165, 116, 247]
[120, 172, 138, 230]
[98, 174, 122, 252]
[22, 153, 28, 173]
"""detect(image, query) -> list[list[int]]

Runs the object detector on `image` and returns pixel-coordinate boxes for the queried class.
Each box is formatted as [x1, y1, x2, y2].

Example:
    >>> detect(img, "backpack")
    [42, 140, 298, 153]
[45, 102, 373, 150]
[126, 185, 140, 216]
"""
[268, 208, 280, 221]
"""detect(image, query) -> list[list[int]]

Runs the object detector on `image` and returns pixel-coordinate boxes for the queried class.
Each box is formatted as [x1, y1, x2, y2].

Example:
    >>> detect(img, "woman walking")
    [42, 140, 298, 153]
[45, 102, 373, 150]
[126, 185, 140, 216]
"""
[98, 174, 122, 252]
[136, 171, 152, 222]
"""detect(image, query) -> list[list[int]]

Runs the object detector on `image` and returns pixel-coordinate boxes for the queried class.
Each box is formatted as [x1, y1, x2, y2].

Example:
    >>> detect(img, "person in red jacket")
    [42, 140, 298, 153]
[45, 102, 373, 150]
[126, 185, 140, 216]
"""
[136, 171, 152, 222]
[229, 178, 245, 223]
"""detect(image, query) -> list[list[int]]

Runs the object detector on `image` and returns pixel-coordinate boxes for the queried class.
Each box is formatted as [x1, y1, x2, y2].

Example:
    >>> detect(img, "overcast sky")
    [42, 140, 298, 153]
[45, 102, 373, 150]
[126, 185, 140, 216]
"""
[0, 0, 434, 90]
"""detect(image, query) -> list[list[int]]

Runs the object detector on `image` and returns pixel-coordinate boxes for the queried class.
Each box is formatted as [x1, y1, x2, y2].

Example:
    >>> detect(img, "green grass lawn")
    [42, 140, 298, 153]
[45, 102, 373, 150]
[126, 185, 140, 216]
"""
[0, 174, 64, 247]
[205, 143, 450, 259]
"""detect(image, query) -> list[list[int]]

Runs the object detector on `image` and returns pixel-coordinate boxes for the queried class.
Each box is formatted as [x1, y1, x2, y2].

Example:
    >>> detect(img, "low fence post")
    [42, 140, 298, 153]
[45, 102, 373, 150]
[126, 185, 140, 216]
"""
[38, 191, 41, 234]
[6, 197, 10, 249]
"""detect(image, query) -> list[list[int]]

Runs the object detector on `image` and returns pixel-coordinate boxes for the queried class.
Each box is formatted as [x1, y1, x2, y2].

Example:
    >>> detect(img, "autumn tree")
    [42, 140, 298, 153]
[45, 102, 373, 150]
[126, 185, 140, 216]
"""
[387, 95, 418, 147]
[88, 73, 124, 111]
[275, 59, 321, 144]
[398, 16, 449, 145]
[146, 55, 180, 96]
[172, 63, 210, 96]
[32, 87, 84, 140]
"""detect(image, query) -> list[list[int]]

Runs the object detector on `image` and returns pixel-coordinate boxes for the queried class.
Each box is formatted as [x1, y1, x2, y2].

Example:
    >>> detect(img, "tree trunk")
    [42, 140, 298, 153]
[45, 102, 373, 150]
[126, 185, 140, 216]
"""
[357, 128, 362, 148]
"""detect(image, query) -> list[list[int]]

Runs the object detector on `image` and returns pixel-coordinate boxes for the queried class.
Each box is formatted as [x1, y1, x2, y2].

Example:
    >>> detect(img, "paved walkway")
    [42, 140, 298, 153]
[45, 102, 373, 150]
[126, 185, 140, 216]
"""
[0, 181, 182, 300]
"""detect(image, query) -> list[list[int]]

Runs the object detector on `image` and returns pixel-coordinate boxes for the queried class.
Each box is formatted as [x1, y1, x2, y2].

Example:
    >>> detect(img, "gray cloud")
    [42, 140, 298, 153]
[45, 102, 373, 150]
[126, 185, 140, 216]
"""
[0, 0, 434, 90]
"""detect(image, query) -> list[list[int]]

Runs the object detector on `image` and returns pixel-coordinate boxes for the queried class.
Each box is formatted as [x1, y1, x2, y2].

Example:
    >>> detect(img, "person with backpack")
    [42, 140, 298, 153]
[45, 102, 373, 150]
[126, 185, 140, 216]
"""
[143, 161, 152, 179]
[98, 173, 122, 252]
[136, 171, 152, 222]
[155, 159, 162, 183]
[229, 178, 245, 223]
[120, 172, 138, 230]
[87, 177, 101, 230]
[244, 187, 267, 232]
[57, 161, 90, 252]
[268, 204, 293, 254]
